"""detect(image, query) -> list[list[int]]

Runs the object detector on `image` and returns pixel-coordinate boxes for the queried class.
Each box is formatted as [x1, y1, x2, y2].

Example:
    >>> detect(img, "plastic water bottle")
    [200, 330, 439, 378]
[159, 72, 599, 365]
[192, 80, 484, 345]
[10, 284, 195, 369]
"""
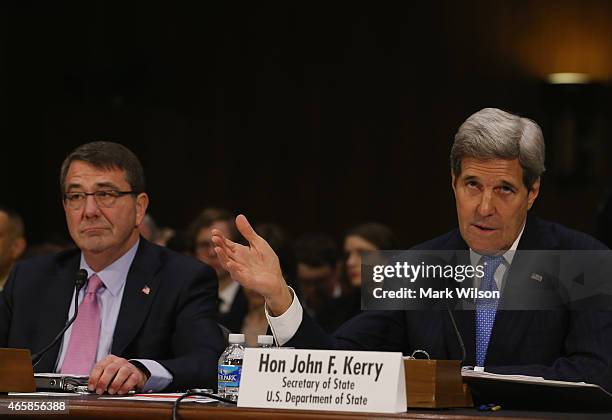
[257, 335, 274, 348]
[218, 333, 245, 401]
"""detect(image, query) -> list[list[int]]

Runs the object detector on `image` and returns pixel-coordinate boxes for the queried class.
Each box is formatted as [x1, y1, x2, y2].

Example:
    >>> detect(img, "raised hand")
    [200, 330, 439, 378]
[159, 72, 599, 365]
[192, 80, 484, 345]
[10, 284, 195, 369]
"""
[212, 214, 293, 315]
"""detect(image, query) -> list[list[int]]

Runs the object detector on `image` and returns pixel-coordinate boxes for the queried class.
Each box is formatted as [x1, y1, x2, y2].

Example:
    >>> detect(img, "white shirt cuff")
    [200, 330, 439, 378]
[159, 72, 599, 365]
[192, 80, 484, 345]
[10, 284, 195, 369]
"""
[131, 359, 173, 392]
[265, 286, 303, 347]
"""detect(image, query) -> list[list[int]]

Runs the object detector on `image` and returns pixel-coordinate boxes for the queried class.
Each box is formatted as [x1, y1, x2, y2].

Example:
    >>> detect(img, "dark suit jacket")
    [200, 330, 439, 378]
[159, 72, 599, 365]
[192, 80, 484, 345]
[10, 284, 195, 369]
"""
[316, 290, 361, 333]
[0, 238, 225, 391]
[218, 286, 248, 333]
[286, 215, 612, 390]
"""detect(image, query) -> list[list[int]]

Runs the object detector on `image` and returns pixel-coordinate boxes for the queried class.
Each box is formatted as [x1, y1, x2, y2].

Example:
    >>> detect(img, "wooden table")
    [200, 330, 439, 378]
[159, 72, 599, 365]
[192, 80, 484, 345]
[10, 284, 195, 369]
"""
[1, 394, 611, 419]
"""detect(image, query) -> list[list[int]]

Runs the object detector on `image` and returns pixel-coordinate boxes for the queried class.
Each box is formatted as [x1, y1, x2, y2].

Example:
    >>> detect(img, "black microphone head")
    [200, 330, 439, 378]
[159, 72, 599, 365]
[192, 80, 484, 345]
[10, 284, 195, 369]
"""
[76, 269, 88, 291]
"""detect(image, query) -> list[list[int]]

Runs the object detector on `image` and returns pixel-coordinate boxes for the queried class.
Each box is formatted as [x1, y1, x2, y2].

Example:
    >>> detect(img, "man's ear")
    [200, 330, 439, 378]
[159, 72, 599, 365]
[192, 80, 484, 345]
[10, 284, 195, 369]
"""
[527, 178, 540, 210]
[451, 170, 457, 195]
[135, 193, 149, 227]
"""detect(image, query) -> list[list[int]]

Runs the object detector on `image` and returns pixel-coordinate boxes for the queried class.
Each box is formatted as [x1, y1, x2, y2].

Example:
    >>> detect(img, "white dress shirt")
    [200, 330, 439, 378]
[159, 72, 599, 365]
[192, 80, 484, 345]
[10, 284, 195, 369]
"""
[219, 280, 241, 314]
[469, 223, 525, 293]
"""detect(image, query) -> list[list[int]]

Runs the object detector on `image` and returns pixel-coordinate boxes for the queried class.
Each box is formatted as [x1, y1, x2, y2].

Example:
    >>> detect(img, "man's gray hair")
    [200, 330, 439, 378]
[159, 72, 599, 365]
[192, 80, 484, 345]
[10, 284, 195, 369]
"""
[450, 108, 545, 190]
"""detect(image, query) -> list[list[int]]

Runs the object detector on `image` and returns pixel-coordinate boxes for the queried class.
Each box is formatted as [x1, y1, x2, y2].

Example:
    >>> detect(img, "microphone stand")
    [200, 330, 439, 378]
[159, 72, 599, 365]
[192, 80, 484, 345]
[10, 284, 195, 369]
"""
[31, 269, 88, 368]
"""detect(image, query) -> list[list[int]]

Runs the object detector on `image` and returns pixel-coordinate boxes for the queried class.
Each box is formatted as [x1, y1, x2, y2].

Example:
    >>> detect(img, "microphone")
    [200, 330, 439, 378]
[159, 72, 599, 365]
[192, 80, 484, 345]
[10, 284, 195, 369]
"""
[74, 269, 87, 292]
[31, 269, 89, 367]
[445, 300, 466, 364]
[443, 271, 466, 364]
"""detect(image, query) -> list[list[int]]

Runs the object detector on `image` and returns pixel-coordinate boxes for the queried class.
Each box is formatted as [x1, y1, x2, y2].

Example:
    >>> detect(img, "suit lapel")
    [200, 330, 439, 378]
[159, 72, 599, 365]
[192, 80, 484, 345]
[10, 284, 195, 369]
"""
[486, 215, 550, 362]
[516, 214, 558, 250]
[451, 247, 478, 364]
[436, 233, 479, 365]
[111, 240, 162, 356]
[35, 252, 80, 372]
[488, 248, 537, 357]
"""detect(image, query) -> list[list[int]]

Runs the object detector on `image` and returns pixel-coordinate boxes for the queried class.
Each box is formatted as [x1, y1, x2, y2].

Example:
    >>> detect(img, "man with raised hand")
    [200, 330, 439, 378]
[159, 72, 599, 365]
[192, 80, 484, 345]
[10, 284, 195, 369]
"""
[212, 108, 612, 390]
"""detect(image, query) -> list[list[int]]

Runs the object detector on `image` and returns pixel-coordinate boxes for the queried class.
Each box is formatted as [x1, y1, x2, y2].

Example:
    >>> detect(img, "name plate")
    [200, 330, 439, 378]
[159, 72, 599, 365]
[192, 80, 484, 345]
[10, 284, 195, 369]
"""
[238, 349, 406, 413]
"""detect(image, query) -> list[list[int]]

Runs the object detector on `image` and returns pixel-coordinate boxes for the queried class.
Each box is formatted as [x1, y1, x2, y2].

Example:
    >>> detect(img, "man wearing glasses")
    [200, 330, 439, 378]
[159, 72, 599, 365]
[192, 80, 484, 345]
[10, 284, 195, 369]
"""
[0, 141, 224, 394]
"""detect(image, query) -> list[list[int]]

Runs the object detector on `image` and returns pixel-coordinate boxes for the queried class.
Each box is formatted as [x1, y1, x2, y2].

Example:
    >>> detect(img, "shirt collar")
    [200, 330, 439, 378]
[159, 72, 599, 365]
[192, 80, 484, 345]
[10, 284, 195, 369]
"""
[219, 280, 240, 305]
[469, 221, 526, 267]
[79, 239, 140, 297]
[0, 273, 8, 291]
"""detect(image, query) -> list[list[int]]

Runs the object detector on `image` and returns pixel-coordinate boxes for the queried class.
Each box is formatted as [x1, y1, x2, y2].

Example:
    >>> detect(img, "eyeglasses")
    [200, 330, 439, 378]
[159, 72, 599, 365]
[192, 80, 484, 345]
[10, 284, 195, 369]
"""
[63, 190, 137, 210]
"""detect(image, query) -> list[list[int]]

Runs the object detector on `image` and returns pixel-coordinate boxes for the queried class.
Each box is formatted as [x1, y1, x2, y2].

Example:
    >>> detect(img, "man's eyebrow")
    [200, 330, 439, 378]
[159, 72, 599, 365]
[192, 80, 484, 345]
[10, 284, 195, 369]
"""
[65, 183, 83, 191]
[65, 182, 121, 191]
[499, 180, 519, 190]
[461, 175, 480, 182]
[94, 182, 121, 189]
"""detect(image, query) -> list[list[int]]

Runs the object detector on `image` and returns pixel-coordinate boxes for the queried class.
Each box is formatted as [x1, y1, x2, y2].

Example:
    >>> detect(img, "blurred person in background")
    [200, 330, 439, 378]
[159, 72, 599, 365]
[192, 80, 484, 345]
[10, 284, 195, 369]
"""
[155, 227, 175, 247]
[343, 222, 398, 289]
[138, 213, 174, 247]
[138, 213, 160, 243]
[317, 222, 398, 332]
[164, 229, 190, 254]
[189, 207, 247, 333]
[0, 206, 27, 291]
[294, 233, 341, 321]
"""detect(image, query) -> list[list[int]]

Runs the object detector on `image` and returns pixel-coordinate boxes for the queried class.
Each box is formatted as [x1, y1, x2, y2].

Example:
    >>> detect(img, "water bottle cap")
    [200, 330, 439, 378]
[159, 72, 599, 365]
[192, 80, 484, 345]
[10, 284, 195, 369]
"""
[228, 333, 245, 344]
[257, 335, 274, 345]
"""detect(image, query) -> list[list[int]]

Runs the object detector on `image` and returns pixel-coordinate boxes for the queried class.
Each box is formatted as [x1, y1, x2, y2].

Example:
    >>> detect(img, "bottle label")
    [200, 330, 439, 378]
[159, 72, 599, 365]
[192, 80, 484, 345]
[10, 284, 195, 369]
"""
[218, 364, 242, 388]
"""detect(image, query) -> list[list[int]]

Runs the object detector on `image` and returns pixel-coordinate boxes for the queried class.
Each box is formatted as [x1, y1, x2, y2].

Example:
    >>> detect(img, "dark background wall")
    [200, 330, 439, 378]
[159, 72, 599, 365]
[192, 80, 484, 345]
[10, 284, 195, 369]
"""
[2, 1, 612, 247]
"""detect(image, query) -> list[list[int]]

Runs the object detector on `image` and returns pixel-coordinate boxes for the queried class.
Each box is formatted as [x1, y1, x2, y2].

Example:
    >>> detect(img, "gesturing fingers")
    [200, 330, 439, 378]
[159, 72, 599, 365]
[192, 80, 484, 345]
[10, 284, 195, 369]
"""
[235, 214, 263, 247]
[212, 213, 287, 303]
[214, 244, 234, 273]
[211, 229, 236, 252]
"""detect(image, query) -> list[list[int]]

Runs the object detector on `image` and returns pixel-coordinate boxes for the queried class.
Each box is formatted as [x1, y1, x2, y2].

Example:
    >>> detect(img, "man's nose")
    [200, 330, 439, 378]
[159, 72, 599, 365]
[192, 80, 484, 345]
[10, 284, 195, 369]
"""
[83, 194, 102, 217]
[477, 190, 495, 217]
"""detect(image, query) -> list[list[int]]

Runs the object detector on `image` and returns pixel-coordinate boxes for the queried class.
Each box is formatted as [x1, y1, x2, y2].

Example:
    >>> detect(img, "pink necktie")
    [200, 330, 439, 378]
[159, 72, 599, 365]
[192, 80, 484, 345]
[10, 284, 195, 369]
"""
[60, 274, 104, 375]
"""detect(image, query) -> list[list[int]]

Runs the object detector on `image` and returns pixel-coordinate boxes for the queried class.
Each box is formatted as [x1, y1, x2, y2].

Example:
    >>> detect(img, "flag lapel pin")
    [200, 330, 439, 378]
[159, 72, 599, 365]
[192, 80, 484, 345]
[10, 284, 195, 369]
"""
[530, 273, 543, 282]
[141, 285, 151, 295]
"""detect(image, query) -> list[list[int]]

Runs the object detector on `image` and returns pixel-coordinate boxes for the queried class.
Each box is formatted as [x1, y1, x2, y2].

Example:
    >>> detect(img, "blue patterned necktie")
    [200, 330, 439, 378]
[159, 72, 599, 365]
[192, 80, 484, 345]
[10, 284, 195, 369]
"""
[475, 255, 504, 367]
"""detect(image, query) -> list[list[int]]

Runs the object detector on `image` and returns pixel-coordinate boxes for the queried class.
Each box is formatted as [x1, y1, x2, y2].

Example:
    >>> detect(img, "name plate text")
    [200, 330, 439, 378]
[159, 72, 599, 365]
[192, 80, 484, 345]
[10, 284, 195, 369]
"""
[238, 349, 406, 413]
